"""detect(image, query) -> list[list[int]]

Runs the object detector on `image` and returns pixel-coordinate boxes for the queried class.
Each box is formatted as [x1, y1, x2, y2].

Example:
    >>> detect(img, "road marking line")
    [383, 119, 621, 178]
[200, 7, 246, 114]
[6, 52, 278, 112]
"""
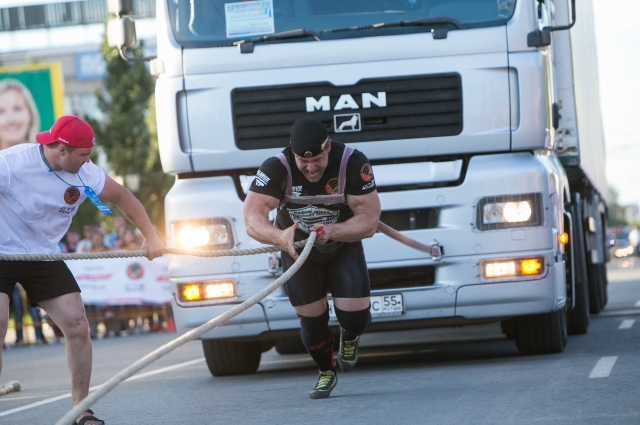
[0, 358, 204, 418]
[619, 319, 635, 329]
[589, 356, 618, 378]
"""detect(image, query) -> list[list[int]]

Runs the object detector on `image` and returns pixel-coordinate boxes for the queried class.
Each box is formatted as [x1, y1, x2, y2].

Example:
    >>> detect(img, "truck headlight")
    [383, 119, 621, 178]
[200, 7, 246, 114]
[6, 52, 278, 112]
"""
[171, 218, 234, 249]
[476, 193, 543, 231]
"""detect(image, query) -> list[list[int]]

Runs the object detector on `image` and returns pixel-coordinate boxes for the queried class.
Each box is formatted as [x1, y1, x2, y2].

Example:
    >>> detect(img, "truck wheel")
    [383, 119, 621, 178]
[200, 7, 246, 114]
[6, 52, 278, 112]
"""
[275, 336, 307, 354]
[567, 195, 590, 335]
[588, 263, 606, 314]
[515, 309, 567, 355]
[202, 339, 261, 377]
[500, 319, 517, 340]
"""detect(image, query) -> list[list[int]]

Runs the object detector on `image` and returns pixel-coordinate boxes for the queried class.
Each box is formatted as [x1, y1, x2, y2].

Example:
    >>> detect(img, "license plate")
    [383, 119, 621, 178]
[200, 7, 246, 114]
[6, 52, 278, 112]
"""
[328, 294, 404, 320]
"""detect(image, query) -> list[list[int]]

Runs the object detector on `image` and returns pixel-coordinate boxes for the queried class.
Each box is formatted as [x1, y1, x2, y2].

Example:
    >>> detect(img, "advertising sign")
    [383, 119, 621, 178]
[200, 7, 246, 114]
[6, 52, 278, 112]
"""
[0, 62, 64, 149]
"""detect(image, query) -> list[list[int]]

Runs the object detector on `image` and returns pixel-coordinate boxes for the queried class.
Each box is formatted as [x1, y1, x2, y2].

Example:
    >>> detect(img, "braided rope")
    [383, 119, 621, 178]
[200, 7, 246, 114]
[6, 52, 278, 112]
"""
[55, 232, 317, 425]
[0, 240, 308, 261]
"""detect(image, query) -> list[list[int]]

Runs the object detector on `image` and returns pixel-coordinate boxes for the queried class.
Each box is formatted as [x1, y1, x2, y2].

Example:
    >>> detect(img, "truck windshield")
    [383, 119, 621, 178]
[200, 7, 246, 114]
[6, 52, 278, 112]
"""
[168, 0, 517, 49]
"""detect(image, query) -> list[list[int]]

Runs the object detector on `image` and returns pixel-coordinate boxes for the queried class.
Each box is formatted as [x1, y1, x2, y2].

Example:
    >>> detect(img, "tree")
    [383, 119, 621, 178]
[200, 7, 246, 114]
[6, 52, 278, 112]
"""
[76, 28, 173, 237]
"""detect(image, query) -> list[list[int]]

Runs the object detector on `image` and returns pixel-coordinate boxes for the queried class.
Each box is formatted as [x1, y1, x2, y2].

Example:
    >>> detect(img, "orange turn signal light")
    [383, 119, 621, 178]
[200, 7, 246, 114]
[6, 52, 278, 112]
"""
[558, 232, 569, 245]
[182, 284, 202, 301]
[519, 258, 543, 275]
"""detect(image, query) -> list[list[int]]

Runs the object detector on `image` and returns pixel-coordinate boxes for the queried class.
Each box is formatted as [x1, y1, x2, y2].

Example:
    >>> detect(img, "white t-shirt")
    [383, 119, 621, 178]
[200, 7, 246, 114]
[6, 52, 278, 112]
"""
[0, 144, 106, 255]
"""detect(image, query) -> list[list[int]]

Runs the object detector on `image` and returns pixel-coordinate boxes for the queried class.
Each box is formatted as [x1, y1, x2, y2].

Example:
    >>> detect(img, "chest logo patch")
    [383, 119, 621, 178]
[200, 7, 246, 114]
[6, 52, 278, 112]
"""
[288, 206, 340, 233]
[325, 177, 339, 194]
[360, 163, 374, 182]
[64, 187, 81, 205]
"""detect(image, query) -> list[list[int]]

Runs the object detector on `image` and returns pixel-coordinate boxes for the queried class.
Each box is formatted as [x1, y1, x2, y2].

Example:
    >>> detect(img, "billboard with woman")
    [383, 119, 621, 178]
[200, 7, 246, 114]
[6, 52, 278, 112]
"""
[0, 63, 64, 150]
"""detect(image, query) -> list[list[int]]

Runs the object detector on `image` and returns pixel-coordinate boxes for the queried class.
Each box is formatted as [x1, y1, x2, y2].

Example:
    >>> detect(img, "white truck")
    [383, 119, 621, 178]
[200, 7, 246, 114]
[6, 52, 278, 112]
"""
[108, 0, 609, 376]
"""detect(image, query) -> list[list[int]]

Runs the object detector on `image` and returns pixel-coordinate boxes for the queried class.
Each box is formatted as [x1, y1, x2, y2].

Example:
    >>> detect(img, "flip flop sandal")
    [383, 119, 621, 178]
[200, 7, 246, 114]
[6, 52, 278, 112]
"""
[74, 408, 105, 425]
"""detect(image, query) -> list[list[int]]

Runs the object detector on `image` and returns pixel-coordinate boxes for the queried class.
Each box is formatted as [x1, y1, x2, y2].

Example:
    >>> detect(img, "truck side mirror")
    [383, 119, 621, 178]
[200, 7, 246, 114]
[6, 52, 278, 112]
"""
[527, 0, 576, 48]
[105, 0, 156, 63]
[107, 16, 137, 49]
[107, 0, 133, 17]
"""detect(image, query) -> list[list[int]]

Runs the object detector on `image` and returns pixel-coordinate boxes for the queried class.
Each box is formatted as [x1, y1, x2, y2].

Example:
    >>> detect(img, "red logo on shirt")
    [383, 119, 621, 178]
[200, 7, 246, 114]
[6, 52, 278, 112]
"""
[325, 177, 339, 194]
[360, 163, 374, 182]
[64, 187, 80, 205]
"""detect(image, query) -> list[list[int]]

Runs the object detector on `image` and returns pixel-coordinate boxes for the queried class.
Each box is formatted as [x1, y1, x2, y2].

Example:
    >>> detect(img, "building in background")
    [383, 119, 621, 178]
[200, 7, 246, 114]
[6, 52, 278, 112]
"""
[0, 0, 156, 123]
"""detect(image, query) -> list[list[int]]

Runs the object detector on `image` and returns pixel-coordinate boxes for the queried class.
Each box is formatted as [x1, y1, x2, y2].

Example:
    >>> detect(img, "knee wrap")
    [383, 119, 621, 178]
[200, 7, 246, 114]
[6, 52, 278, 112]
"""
[334, 305, 371, 337]
[298, 308, 334, 371]
[298, 308, 330, 347]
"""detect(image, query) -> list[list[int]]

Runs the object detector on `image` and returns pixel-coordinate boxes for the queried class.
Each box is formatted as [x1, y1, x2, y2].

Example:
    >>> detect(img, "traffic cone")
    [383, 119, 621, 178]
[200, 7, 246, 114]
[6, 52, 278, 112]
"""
[166, 316, 176, 332]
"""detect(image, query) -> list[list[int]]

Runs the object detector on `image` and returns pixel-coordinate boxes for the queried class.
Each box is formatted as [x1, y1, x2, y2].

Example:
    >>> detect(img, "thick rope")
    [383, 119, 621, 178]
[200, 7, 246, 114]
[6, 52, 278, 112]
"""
[0, 241, 308, 261]
[55, 232, 317, 425]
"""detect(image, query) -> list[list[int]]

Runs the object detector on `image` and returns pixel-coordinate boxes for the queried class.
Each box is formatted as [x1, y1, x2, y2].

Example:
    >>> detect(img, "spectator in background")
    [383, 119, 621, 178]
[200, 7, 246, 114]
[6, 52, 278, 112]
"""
[0, 78, 40, 150]
[65, 227, 81, 253]
[75, 224, 96, 253]
[118, 227, 141, 251]
[629, 226, 639, 257]
[104, 216, 126, 249]
[11, 284, 47, 346]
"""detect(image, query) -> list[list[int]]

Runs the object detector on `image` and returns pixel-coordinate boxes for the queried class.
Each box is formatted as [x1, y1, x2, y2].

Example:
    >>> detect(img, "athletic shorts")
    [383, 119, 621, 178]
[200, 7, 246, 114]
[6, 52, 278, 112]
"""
[281, 241, 370, 307]
[0, 261, 80, 307]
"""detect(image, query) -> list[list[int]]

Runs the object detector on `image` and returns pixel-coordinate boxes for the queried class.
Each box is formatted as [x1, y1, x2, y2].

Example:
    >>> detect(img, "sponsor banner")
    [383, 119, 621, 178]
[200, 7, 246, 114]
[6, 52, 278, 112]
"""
[65, 256, 170, 305]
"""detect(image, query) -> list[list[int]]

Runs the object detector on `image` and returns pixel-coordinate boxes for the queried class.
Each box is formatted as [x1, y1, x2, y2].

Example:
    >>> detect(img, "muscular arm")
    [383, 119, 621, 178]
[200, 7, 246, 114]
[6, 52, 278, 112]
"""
[311, 190, 381, 244]
[243, 191, 300, 259]
[98, 175, 165, 260]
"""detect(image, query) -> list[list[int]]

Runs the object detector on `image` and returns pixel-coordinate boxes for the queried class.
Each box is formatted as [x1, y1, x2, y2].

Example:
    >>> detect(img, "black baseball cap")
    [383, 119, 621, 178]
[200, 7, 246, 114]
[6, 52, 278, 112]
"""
[290, 118, 329, 158]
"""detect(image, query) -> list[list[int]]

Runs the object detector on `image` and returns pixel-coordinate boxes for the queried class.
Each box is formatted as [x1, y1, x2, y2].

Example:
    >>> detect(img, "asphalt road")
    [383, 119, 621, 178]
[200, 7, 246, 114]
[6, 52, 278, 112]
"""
[2, 259, 640, 425]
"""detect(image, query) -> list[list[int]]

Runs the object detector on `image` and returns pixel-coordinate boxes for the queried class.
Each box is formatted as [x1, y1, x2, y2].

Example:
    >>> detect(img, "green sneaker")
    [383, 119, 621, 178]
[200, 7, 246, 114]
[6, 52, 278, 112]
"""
[337, 333, 359, 373]
[309, 370, 338, 399]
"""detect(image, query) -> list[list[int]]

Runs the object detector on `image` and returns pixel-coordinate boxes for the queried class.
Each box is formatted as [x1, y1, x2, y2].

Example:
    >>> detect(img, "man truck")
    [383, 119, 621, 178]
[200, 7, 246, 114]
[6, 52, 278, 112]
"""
[108, 0, 609, 376]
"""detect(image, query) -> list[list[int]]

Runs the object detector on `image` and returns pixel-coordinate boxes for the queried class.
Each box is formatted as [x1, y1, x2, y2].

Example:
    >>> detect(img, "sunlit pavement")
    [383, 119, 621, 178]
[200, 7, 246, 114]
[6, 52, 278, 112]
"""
[1, 259, 640, 424]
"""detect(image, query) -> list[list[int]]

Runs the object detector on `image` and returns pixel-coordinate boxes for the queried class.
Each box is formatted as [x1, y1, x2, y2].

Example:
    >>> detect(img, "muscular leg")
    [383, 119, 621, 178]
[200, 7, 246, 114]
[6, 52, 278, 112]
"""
[0, 293, 9, 374]
[38, 293, 101, 424]
[294, 299, 335, 372]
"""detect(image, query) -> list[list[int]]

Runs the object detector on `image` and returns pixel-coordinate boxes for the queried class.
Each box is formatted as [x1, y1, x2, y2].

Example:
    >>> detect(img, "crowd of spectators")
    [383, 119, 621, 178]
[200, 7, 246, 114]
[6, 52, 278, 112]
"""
[7, 216, 173, 347]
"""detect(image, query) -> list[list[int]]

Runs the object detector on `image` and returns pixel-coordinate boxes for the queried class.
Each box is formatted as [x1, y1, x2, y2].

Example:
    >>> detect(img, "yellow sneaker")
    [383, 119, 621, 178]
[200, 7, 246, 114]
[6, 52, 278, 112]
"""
[309, 370, 338, 399]
[337, 333, 359, 373]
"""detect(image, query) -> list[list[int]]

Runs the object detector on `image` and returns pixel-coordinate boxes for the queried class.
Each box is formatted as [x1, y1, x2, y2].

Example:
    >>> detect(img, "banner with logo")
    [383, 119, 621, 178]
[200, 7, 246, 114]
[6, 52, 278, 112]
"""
[0, 63, 64, 148]
[65, 256, 171, 305]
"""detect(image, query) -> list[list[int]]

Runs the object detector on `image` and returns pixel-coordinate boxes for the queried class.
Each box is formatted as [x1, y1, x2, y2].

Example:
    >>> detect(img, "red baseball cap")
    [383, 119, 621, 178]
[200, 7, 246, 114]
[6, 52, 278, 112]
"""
[36, 116, 96, 148]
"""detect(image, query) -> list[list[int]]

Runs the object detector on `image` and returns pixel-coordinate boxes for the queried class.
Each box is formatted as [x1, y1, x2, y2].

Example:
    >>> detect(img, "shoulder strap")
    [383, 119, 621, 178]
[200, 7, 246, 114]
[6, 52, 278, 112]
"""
[274, 153, 292, 204]
[338, 146, 355, 195]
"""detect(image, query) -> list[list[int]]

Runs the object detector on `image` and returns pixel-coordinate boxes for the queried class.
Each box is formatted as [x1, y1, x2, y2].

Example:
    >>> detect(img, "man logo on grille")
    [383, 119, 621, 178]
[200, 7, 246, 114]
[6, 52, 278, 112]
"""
[64, 187, 80, 205]
[334, 113, 361, 133]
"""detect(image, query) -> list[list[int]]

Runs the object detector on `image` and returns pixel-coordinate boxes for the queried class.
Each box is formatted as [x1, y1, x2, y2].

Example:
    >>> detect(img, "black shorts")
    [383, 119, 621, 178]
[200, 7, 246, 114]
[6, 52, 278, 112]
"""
[0, 261, 80, 307]
[281, 241, 370, 307]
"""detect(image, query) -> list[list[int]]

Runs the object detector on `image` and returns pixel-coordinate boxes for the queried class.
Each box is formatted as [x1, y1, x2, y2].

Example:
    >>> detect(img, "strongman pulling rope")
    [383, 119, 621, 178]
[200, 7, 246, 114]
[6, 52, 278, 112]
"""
[244, 118, 381, 399]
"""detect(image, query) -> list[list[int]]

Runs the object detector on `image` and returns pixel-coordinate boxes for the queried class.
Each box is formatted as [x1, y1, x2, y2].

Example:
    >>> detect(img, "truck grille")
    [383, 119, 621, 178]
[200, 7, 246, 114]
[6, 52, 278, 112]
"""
[368, 266, 435, 290]
[232, 73, 463, 150]
[379, 209, 438, 231]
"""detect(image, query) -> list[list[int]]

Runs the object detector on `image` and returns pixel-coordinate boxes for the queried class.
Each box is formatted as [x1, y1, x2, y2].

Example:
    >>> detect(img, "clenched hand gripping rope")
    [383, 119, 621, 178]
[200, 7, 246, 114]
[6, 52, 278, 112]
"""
[54, 231, 317, 425]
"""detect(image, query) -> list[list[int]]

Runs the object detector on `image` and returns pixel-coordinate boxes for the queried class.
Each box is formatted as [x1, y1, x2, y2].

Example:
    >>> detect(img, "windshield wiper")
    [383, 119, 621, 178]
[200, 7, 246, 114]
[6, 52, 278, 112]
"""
[323, 17, 466, 40]
[231, 29, 322, 53]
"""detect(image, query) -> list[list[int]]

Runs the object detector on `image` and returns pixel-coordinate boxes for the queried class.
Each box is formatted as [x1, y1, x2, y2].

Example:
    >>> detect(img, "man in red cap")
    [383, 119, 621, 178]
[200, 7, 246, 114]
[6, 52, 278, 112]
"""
[0, 116, 164, 425]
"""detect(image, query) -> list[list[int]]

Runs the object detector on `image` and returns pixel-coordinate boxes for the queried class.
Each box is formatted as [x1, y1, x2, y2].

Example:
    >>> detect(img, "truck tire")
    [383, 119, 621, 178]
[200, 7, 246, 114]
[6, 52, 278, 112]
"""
[588, 263, 606, 314]
[202, 339, 261, 377]
[500, 319, 517, 340]
[566, 195, 590, 335]
[275, 336, 307, 354]
[515, 309, 567, 355]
